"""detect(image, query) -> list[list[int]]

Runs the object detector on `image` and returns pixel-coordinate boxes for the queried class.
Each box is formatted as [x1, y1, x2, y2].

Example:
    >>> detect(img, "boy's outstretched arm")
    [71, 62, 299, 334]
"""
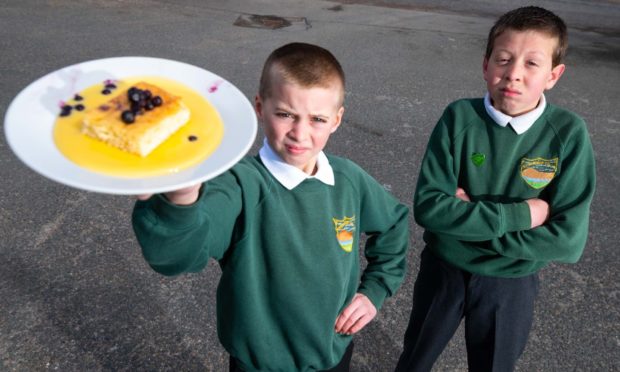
[132, 172, 243, 275]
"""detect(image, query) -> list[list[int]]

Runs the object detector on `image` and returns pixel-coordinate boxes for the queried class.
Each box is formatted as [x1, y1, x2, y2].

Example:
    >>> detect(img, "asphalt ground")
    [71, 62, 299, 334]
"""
[1, 1, 619, 371]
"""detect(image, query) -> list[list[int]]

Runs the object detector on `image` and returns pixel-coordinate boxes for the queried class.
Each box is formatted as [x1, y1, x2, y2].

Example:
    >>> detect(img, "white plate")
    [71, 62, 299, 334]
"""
[4, 56, 257, 195]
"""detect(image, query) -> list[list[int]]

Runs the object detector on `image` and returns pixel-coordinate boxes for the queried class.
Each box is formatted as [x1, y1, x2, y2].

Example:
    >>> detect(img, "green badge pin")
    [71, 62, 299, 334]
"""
[471, 153, 485, 167]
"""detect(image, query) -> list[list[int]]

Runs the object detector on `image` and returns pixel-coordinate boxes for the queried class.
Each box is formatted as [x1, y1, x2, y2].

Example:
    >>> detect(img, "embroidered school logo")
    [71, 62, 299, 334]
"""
[333, 215, 356, 253]
[471, 152, 486, 167]
[520, 157, 558, 189]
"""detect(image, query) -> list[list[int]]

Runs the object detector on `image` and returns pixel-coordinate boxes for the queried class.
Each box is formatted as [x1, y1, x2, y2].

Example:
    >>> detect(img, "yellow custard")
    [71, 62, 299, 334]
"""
[53, 76, 224, 177]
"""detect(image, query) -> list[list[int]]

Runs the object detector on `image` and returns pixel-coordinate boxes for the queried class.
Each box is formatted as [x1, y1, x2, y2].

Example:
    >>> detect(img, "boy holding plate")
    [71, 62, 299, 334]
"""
[132, 42, 409, 371]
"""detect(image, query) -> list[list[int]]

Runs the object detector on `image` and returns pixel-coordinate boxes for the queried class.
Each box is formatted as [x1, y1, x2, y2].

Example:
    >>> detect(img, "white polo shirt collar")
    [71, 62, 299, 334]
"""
[484, 92, 547, 135]
[258, 139, 335, 190]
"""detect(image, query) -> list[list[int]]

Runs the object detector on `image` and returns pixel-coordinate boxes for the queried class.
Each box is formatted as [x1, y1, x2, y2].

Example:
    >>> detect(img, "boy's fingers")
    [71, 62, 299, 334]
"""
[346, 314, 373, 334]
[336, 296, 361, 319]
[338, 309, 375, 334]
[526, 198, 550, 228]
[335, 307, 355, 331]
[336, 306, 365, 333]
[335, 293, 377, 334]
[455, 187, 470, 202]
[335, 302, 358, 332]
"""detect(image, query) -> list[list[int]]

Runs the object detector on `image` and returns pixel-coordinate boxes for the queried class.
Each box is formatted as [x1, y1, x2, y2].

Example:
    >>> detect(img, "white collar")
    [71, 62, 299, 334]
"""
[258, 139, 335, 190]
[484, 92, 546, 135]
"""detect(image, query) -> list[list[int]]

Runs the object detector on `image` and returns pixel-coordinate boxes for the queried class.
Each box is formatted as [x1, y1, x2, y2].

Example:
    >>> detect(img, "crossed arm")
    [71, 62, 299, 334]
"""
[455, 187, 550, 228]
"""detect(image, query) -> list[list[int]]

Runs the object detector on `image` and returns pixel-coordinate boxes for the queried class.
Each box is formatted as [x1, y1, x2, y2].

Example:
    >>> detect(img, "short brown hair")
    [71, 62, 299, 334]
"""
[485, 6, 568, 67]
[259, 42, 345, 105]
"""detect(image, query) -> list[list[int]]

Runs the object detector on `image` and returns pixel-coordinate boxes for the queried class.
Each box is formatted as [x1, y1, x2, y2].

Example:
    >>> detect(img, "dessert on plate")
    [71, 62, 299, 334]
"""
[81, 82, 190, 157]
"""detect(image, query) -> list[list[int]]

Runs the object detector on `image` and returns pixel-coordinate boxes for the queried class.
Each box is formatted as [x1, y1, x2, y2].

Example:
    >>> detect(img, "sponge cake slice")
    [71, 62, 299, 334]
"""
[82, 82, 190, 157]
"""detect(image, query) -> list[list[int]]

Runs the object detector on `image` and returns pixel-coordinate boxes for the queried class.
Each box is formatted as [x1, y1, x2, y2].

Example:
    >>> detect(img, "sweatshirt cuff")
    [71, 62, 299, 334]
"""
[501, 201, 531, 234]
[358, 281, 388, 311]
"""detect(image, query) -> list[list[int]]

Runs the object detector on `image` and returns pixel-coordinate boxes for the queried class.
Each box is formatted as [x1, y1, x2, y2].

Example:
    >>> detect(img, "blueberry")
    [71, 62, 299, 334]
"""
[143, 90, 152, 99]
[105, 83, 117, 89]
[130, 102, 141, 112]
[145, 102, 154, 111]
[102, 89, 112, 95]
[60, 105, 72, 117]
[74, 94, 83, 101]
[188, 135, 198, 142]
[133, 106, 144, 115]
[151, 96, 163, 106]
[75, 104, 85, 111]
[121, 110, 135, 124]
[129, 92, 142, 103]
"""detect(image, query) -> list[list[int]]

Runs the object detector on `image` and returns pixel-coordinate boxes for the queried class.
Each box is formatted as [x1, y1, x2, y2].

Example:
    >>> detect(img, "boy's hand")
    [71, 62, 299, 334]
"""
[526, 198, 550, 228]
[136, 184, 202, 206]
[455, 187, 471, 202]
[334, 293, 377, 335]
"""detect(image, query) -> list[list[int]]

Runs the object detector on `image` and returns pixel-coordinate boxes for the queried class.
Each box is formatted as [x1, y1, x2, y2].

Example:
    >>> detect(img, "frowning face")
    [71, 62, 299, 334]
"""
[483, 29, 565, 116]
[255, 78, 344, 175]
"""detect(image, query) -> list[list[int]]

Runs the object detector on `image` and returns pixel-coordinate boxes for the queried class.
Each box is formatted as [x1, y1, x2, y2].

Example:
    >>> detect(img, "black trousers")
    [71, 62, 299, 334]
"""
[395, 249, 539, 372]
[229, 342, 354, 372]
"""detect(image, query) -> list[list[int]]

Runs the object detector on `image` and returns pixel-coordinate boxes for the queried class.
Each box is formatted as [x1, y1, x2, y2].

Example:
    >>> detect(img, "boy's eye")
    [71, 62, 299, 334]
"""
[276, 112, 293, 119]
[312, 117, 327, 123]
[527, 60, 539, 67]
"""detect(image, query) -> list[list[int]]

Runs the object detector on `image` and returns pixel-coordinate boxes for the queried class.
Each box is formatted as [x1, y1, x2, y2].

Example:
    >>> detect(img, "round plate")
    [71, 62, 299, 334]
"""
[4, 56, 257, 195]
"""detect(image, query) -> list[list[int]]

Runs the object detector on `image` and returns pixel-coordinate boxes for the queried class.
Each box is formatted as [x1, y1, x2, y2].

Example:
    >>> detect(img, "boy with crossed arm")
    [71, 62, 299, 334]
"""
[396, 7, 595, 371]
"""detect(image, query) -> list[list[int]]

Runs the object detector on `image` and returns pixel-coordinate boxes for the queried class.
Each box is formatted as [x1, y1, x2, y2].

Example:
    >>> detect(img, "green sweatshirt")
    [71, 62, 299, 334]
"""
[414, 98, 595, 277]
[132, 155, 409, 371]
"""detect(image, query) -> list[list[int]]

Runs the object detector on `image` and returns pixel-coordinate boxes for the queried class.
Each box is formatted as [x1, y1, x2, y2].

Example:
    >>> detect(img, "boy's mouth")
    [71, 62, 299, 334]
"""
[285, 144, 307, 154]
[500, 87, 521, 96]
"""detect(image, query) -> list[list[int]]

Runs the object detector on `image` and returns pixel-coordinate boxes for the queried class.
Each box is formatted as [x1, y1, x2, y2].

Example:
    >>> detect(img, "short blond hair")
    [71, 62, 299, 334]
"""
[259, 42, 345, 106]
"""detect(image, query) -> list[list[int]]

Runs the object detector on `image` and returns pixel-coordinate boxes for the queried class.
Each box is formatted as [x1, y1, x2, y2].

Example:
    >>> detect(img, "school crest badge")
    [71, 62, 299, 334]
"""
[471, 152, 486, 167]
[520, 157, 558, 189]
[333, 215, 356, 253]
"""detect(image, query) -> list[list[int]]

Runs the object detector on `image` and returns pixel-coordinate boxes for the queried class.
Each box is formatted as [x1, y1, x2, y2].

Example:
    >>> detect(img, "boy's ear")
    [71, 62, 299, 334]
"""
[330, 106, 345, 134]
[482, 57, 489, 78]
[254, 95, 263, 119]
[546, 64, 566, 90]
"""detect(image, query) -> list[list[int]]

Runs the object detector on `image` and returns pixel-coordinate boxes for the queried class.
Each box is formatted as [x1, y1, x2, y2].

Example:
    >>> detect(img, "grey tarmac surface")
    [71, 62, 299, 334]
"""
[1, 1, 619, 371]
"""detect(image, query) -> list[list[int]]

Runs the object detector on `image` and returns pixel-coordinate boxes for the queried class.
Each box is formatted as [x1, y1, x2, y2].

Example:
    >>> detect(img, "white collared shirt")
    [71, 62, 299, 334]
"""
[484, 92, 547, 135]
[258, 139, 335, 190]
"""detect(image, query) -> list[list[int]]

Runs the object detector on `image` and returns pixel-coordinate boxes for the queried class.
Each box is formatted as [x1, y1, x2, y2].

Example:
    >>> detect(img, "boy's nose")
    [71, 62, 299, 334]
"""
[504, 63, 523, 81]
[289, 120, 310, 141]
